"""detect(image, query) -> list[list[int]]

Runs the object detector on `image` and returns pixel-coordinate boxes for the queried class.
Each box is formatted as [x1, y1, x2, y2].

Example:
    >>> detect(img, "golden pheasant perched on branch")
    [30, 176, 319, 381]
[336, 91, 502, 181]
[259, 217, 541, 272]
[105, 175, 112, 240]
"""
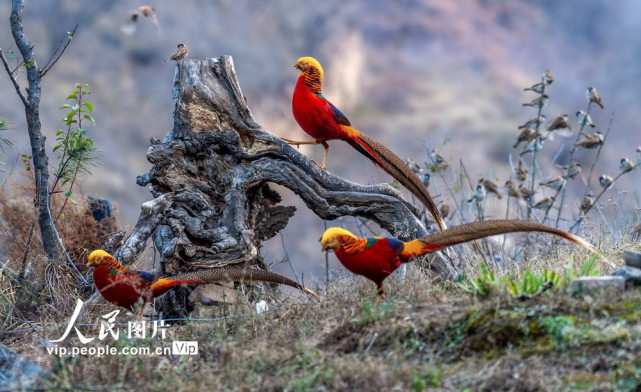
[321, 220, 598, 297]
[87, 250, 318, 314]
[285, 56, 446, 230]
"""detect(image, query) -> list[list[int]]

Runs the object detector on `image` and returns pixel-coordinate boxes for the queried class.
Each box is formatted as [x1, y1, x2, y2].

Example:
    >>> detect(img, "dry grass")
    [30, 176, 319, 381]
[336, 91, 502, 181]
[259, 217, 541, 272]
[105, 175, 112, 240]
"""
[3, 237, 641, 391]
[0, 183, 120, 338]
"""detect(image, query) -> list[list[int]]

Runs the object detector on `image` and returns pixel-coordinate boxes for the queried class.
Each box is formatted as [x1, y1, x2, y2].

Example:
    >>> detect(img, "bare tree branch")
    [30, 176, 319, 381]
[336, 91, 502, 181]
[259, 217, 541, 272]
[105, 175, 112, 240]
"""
[0, 48, 27, 106]
[40, 24, 78, 78]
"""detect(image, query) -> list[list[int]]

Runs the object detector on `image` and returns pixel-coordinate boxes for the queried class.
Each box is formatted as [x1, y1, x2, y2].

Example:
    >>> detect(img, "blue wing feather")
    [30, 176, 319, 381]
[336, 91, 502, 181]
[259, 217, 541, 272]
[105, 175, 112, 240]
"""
[366, 237, 404, 255]
[316, 93, 351, 126]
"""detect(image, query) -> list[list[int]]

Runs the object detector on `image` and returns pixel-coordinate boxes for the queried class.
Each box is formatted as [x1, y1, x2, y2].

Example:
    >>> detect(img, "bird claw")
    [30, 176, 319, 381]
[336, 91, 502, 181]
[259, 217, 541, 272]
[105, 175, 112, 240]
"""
[311, 160, 327, 170]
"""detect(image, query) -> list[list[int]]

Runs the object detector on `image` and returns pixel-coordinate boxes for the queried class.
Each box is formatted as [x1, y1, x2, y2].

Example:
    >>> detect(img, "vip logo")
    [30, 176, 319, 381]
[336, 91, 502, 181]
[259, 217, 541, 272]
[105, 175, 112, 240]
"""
[172, 341, 198, 355]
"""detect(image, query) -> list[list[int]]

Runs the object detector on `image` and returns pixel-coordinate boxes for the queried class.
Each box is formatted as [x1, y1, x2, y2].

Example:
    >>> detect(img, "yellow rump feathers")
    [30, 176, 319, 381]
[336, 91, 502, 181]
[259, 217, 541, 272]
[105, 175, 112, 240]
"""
[294, 56, 324, 82]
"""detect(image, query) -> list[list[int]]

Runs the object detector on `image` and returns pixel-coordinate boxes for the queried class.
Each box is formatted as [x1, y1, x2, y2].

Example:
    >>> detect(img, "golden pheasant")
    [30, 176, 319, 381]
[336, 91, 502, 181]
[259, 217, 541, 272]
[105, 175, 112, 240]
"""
[321, 220, 597, 297]
[286, 56, 446, 230]
[87, 250, 318, 313]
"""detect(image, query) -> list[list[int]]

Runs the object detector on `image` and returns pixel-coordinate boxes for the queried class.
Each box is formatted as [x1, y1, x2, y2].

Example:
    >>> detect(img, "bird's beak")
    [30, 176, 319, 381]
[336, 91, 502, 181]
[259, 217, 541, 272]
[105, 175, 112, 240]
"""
[293, 63, 301, 70]
[321, 244, 328, 252]
[87, 258, 98, 267]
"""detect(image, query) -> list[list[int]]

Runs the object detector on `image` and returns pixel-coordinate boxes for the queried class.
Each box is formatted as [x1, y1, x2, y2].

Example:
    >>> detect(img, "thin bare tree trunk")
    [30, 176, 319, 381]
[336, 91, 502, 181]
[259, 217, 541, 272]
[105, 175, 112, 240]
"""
[9, 0, 60, 262]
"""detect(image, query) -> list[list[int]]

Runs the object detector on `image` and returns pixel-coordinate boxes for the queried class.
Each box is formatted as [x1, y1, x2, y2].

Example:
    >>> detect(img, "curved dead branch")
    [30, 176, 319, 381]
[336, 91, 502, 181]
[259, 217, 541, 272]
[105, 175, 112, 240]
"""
[116, 56, 453, 283]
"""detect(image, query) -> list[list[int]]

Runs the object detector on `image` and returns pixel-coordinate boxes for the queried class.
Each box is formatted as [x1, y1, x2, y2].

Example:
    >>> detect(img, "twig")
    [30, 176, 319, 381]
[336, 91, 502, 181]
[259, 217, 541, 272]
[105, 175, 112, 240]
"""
[459, 159, 483, 220]
[420, 141, 465, 223]
[568, 164, 638, 233]
[526, 77, 548, 220]
[577, 171, 614, 234]
[39, 25, 78, 78]
[323, 220, 329, 293]
[586, 113, 614, 187]
[0, 48, 27, 106]
[279, 232, 300, 284]
[18, 218, 36, 281]
[553, 102, 593, 227]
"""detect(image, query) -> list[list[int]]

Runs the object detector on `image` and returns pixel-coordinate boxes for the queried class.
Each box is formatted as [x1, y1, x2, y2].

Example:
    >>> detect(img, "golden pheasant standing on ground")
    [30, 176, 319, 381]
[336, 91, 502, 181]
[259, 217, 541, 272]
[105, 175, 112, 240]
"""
[87, 250, 318, 314]
[286, 56, 446, 230]
[321, 220, 597, 297]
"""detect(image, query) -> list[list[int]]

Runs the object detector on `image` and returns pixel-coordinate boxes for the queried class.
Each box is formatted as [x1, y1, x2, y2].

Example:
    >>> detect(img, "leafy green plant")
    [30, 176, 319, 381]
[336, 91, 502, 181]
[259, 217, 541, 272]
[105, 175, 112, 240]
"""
[564, 255, 601, 283]
[0, 120, 14, 150]
[458, 256, 602, 298]
[456, 261, 499, 296]
[50, 83, 99, 220]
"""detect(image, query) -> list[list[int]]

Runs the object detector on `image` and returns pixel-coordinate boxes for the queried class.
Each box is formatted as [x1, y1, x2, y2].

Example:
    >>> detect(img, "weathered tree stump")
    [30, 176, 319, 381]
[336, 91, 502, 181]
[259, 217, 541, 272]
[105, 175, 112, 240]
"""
[114, 56, 452, 308]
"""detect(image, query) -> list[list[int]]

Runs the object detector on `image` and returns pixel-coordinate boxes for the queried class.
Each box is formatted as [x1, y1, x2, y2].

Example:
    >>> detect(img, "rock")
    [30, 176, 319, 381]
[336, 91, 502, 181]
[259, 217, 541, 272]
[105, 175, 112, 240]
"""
[613, 266, 641, 285]
[569, 276, 625, 295]
[188, 283, 244, 305]
[623, 250, 641, 269]
[0, 344, 47, 389]
[87, 195, 113, 222]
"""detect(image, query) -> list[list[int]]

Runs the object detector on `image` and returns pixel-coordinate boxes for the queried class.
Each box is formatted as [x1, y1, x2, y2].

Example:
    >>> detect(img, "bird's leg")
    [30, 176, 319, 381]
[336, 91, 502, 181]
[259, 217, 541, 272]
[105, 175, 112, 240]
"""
[375, 283, 385, 303]
[317, 141, 330, 170]
[280, 137, 329, 169]
[136, 301, 148, 322]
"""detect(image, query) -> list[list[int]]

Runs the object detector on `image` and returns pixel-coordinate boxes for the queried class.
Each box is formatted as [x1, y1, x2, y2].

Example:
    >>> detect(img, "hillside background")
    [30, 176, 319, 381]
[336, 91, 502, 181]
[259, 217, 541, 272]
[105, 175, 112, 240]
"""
[0, 0, 639, 280]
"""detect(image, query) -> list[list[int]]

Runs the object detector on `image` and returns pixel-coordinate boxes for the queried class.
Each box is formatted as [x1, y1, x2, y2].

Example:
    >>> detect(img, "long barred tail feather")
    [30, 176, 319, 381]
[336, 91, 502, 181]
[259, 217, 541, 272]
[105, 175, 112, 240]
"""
[402, 219, 603, 262]
[349, 132, 447, 231]
[160, 265, 320, 299]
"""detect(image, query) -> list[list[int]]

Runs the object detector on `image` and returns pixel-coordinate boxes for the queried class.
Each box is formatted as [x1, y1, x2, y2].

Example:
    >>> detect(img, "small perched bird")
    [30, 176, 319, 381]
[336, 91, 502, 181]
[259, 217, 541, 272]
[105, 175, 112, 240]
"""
[523, 82, 545, 94]
[513, 128, 538, 149]
[122, 5, 161, 35]
[599, 174, 613, 189]
[519, 137, 544, 156]
[405, 158, 421, 174]
[420, 172, 431, 188]
[87, 250, 318, 315]
[481, 178, 503, 199]
[531, 197, 555, 209]
[522, 94, 549, 109]
[546, 114, 573, 139]
[430, 149, 446, 166]
[620, 158, 635, 173]
[573, 132, 604, 150]
[587, 87, 604, 109]
[576, 111, 596, 128]
[439, 202, 451, 220]
[543, 69, 554, 85]
[579, 195, 594, 215]
[504, 181, 522, 199]
[288, 57, 446, 230]
[320, 220, 596, 297]
[517, 184, 535, 201]
[165, 43, 189, 62]
[468, 184, 486, 203]
[559, 161, 582, 179]
[518, 115, 546, 130]
[539, 176, 566, 191]
[514, 160, 528, 181]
